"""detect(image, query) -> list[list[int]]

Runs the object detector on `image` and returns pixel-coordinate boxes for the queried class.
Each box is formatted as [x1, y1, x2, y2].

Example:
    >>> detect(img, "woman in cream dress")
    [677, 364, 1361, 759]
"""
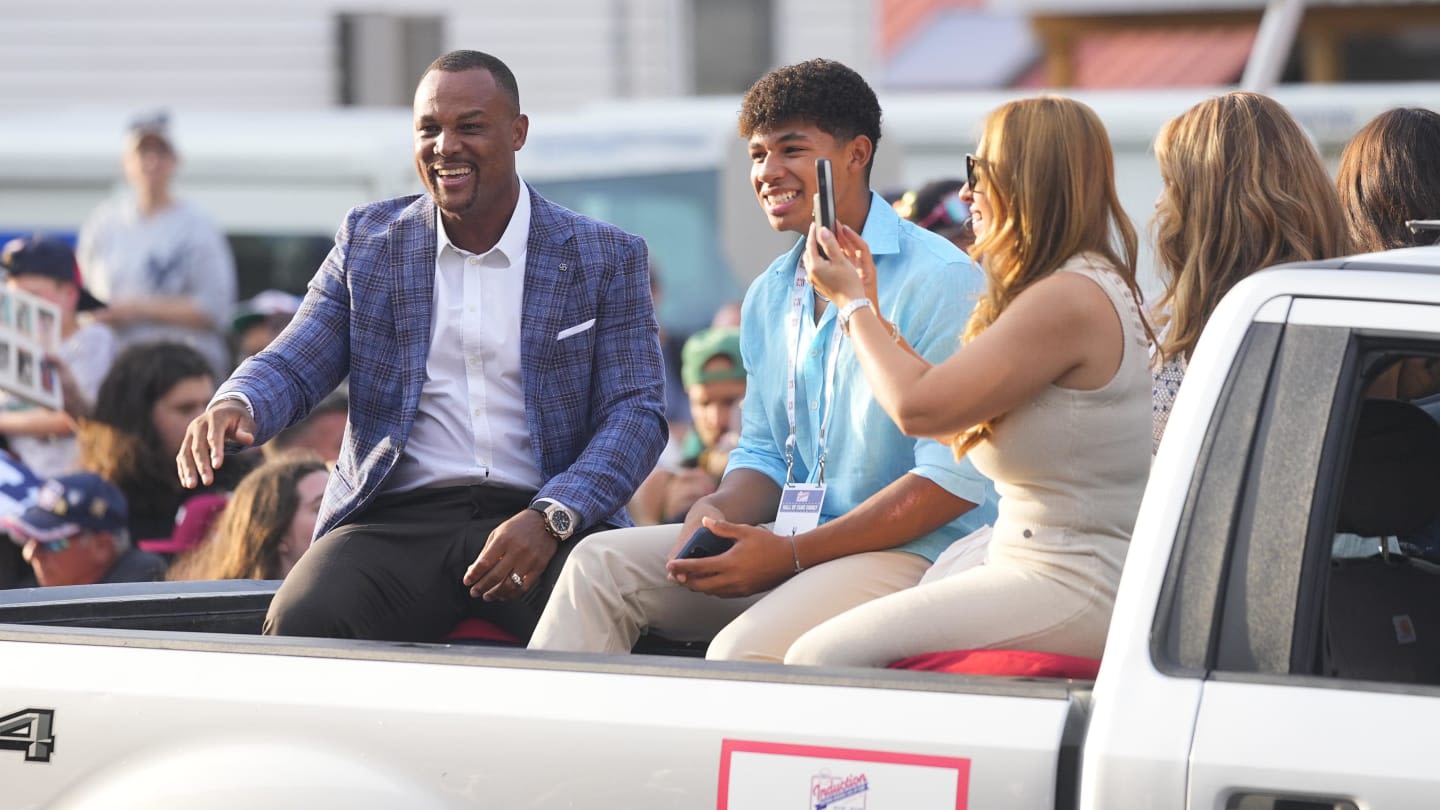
[790, 97, 1152, 667]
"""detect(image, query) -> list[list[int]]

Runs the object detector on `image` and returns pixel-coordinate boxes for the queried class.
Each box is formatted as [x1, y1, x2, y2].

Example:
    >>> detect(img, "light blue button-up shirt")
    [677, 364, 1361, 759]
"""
[726, 191, 998, 561]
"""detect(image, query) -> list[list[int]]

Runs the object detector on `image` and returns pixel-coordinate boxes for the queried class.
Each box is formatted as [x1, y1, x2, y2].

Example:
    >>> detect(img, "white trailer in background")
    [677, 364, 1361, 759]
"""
[1, 83, 1438, 323]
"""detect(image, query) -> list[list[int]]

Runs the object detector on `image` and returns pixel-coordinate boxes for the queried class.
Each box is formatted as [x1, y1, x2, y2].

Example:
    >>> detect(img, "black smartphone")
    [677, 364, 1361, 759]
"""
[675, 526, 735, 560]
[814, 157, 836, 258]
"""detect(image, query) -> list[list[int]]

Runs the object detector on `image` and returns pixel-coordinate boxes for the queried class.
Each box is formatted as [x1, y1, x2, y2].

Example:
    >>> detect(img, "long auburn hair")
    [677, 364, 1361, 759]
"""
[1335, 107, 1440, 253]
[168, 456, 328, 581]
[1153, 92, 1349, 364]
[954, 96, 1147, 457]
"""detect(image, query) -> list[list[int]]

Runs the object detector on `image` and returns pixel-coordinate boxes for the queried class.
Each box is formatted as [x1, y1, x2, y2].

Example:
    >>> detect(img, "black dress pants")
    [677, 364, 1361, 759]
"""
[263, 484, 591, 642]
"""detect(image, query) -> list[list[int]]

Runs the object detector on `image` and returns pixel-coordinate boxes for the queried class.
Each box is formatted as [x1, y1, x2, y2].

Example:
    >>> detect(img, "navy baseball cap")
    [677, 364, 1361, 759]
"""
[0, 235, 106, 312]
[3, 473, 128, 544]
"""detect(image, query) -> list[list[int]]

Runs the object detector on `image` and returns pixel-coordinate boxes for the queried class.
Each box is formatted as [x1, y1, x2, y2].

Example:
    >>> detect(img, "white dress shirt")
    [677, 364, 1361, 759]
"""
[385, 182, 542, 493]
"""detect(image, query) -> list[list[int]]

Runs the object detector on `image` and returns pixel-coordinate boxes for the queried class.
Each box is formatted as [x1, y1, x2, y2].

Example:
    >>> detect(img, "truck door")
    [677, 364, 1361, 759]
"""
[1185, 296, 1440, 810]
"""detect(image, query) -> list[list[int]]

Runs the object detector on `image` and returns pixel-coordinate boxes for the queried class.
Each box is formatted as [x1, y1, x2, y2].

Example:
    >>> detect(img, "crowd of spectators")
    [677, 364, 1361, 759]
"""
[0, 112, 344, 591]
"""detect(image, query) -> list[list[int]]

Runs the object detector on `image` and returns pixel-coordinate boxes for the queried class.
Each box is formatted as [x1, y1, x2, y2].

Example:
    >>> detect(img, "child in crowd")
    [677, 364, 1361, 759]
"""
[0, 236, 117, 478]
[79, 341, 256, 542]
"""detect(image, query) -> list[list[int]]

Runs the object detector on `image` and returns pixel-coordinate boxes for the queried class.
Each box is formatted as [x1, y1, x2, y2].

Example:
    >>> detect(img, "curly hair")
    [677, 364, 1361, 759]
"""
[1336, 107, 1440, 253]
[738, 59, 882, 178]
[953, 96, 1148, 458]
[1152, 92, 1349, 365]
[78, 341, 215, 524]
[168, 455, 329, 581]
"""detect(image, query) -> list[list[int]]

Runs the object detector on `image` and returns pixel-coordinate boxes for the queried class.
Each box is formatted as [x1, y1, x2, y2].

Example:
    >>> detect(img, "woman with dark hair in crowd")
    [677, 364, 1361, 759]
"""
[168, 455, 328, 581]
[1336, 107, 1440, 253]
[790, 96, 1153, 667]
[78, 341, 255, 541]
[1150, 91, 1349, 448]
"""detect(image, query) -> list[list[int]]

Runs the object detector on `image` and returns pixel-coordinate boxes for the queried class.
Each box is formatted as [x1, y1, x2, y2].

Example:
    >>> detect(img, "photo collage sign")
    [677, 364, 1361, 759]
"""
[0, 287, 62, 410]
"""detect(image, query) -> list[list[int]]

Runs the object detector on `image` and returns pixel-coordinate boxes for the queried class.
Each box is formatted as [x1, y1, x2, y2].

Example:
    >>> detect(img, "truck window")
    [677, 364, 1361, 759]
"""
[1319, 349, 1440, 687]
[1194, 321, 1440, 690]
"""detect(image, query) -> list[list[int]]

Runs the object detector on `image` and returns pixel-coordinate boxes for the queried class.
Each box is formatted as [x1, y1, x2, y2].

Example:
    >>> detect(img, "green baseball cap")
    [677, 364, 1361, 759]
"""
[681, 327, 745, 388]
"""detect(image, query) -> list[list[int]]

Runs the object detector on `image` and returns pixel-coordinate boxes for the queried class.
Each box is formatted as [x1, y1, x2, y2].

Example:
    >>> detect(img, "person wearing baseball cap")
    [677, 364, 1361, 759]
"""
[0, 235, 119, 478]
[629, 326, 747, 525]
[0, 236, 106, 312]
[75, 109, 238, 380]
[3, 472, 165, 587]
[678, 326, 746, 469]
[231, 289, 303, 362]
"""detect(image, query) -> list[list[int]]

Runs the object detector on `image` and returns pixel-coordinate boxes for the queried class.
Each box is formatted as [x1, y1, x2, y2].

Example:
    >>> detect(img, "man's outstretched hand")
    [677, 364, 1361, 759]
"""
[177, 400, 256, 488]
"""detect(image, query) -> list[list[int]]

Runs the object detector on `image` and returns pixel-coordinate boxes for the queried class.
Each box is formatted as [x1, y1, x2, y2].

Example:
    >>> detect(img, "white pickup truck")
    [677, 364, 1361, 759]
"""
[3, 249, 1440, 810]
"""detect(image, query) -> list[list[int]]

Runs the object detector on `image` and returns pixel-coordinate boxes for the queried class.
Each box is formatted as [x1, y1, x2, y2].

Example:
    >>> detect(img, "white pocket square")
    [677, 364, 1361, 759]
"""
[556, 318, 596, 340]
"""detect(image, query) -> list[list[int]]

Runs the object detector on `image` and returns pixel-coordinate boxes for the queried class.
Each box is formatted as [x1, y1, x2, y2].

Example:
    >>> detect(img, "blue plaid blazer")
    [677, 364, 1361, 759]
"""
[219, 190, 667, 538]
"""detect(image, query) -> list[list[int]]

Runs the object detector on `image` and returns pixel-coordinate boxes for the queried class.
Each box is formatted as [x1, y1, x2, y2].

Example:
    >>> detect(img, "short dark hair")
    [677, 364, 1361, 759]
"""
[423, 50, 521, 114]
[738, 59, 882, 171]
[1336, 107, 1440, 252]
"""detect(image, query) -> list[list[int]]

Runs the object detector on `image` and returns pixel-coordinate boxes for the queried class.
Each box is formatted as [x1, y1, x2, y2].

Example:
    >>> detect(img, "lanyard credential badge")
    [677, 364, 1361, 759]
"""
[774, 482, 826, 536]
[777, 259, 842, 536]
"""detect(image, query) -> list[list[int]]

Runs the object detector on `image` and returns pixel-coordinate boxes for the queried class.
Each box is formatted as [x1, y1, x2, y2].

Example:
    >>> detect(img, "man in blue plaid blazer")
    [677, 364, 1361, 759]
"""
[176, 50, 667, 642]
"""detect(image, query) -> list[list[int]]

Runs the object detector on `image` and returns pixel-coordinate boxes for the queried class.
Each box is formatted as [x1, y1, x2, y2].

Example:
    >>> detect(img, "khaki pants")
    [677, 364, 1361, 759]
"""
[528, 523, 931, 662]
[786, 530, 1127, 667]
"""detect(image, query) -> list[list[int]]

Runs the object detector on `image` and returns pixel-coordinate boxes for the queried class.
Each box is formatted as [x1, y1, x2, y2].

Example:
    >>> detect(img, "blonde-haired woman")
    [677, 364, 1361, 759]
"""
[1151, 91, 1349, 447]
[787, 97, 1152, 667]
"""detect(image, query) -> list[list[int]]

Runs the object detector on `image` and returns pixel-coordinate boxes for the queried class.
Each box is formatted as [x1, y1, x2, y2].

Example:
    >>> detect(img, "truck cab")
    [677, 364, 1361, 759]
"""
[1087, 248, 1440, 810]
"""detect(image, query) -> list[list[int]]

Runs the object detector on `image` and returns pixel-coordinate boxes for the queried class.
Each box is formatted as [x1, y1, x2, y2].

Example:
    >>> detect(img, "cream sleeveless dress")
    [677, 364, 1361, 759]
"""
[786, 253, 1152, 666]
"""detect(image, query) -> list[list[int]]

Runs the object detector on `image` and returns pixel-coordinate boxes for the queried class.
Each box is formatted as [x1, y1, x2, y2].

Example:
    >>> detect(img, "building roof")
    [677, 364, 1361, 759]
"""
[1017, 24, 1257, 88]
[883, 9, 1039, 89]
[880, 0, 985, 56]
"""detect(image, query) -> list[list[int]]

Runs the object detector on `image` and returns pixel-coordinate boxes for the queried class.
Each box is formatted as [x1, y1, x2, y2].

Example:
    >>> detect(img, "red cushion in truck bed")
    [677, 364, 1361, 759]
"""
[444, 618, 522, 645]
[890, 649, 1101, 679]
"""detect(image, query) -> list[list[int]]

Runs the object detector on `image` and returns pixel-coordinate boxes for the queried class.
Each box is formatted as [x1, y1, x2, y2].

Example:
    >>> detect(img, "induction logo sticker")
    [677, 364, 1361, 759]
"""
[811, 769, 869, 809]
[718, 738, 969, 810]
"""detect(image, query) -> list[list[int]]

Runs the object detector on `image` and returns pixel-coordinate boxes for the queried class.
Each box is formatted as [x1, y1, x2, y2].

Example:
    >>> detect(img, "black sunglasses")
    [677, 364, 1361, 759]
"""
[965, 154, 981, 192]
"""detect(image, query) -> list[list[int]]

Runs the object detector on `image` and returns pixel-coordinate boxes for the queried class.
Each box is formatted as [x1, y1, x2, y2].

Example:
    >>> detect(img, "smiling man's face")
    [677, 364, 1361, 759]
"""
[412, 68, 528, 220]
[748, 122, 852, 236]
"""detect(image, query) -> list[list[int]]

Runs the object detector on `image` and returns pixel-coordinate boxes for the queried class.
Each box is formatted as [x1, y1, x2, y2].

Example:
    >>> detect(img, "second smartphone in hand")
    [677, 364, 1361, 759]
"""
[675, 526, 735, 559]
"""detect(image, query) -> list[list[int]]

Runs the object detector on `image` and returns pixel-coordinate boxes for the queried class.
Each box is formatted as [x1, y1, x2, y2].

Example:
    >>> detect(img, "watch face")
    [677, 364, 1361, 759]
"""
[549, 507, 573, 534]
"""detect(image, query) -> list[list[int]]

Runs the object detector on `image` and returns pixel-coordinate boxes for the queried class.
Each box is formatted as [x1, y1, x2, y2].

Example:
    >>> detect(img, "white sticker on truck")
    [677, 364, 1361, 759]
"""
[718, 739, 969, 810]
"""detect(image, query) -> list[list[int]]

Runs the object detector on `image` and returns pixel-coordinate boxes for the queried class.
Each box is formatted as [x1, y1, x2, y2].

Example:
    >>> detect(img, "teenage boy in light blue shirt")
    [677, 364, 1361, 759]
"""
[529, 58, 996, 663]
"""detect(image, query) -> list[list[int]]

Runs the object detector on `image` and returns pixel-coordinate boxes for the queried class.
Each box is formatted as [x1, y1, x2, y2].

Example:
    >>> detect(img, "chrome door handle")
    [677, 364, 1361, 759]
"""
[1225, 794, 1358, 810]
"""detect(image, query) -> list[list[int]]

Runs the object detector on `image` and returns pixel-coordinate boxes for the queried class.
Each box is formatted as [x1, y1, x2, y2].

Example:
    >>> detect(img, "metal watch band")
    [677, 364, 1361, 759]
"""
[837, 297, 873, 333]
